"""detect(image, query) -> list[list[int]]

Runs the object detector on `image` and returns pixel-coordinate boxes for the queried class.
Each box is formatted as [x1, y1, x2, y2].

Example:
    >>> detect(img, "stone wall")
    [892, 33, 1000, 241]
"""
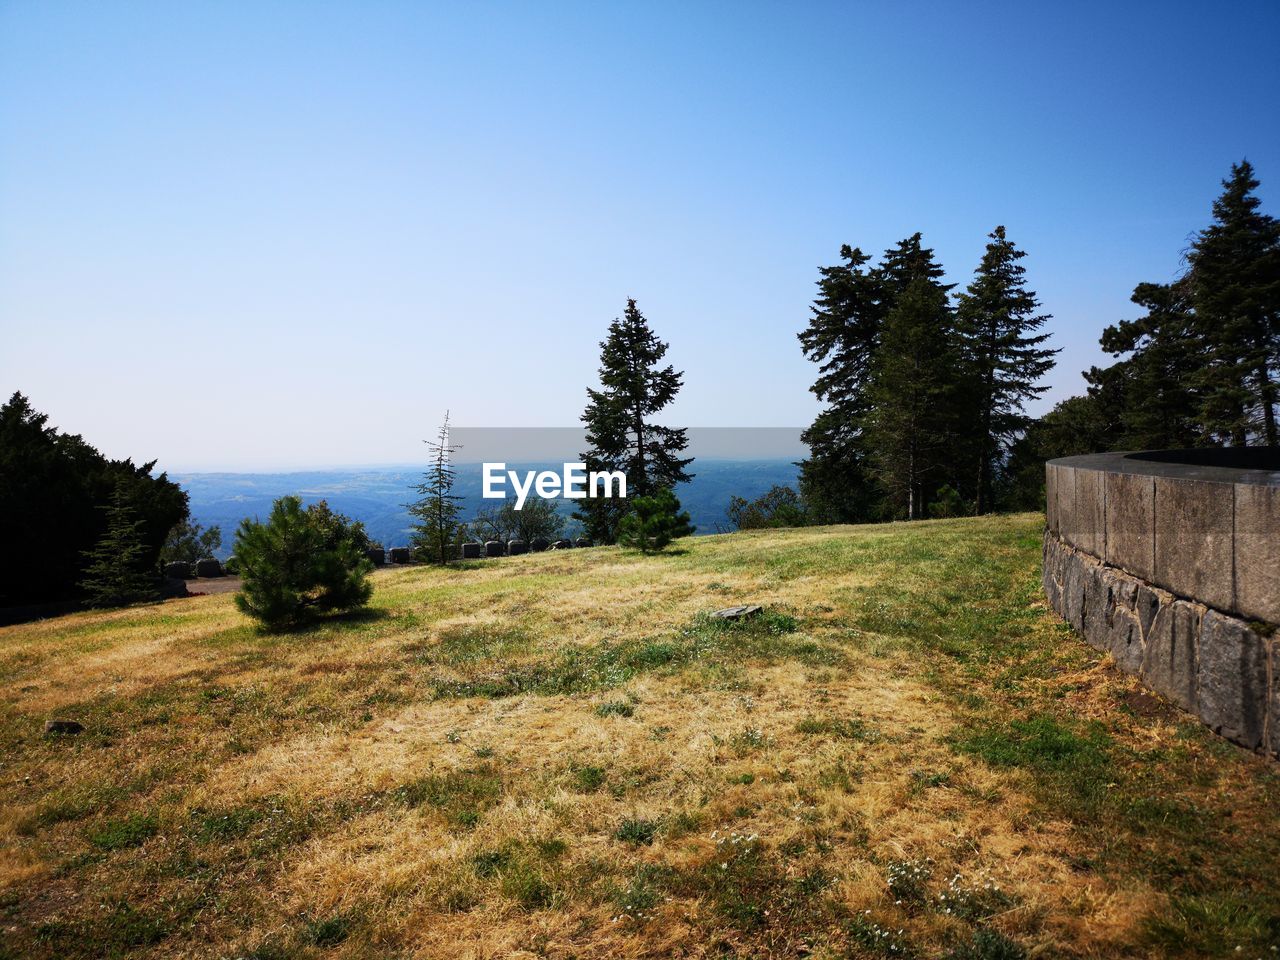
[1044, 449, 1280, 759]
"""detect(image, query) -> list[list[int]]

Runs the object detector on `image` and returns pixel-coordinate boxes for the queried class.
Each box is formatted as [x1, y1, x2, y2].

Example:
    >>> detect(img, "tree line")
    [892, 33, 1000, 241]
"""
[3, 159, 1273, 619]
[1000, 160, 1279, 507]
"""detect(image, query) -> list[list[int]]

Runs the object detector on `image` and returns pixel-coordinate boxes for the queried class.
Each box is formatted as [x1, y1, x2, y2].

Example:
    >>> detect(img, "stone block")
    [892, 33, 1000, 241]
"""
[1105, 471, 1155, 582]
[1062, 547, 1088, 636]
[1045, 463, 1059, 534]
[389, 547, 411, 564]
[195, 557, 223, 578]
[1140, 598, 1199, 712]
[484, 540, 505, 558]
[1073, 468, 1106, 558]
[574, 537, 592, 548]
[1153, 477, 1234, 613]
[530, 538, 550, 552]
[1234, 483, 1280, 624]
[551, 539, 573, 550]
[1196, 610, 1269, 750]
[164, 561, 192, 580]
[1271, 638, 1280, 760]
[365, 547, 385, 567]
[460, 542, 482, 560]
[507, 539, 528, 556]
[1056, 466, 1077, 549]
[1043, 536, 1062, 613]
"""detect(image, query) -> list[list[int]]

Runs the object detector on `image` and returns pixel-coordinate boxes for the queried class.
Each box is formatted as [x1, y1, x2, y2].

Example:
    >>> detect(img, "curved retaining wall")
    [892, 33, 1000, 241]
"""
[1043, 449, 1280, 758]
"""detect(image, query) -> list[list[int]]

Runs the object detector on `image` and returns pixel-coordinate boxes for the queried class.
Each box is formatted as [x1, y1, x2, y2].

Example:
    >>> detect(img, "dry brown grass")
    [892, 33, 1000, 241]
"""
[1, 515, 1277, 959]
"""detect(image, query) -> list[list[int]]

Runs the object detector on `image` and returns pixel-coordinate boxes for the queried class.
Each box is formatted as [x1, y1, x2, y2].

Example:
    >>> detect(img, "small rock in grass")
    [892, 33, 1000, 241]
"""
[43, 719, 84, 736]
[710, 605, 762, 621]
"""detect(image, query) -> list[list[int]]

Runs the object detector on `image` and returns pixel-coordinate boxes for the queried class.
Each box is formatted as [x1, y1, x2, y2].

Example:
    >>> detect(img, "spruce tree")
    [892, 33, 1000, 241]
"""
[796, 245, 884, 522]
[1185, 160, 1280, 445]
[955, 226, 1057, 512]
[79, 482, 158, 607]
[407, 413, 464, 564]
[576, 299, 693, 543]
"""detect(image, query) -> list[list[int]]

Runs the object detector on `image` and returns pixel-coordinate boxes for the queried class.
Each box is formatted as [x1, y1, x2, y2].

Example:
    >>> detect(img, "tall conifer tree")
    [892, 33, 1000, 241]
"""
[79, 482, 158, 607]
[797, 245, 884, 522]
[863, 263, 960, 519]
[955, 226, 1057, 513]
[407, 413, 464, 564]
[1186, 160, 1280, 445]
[576, 300, 693, 543]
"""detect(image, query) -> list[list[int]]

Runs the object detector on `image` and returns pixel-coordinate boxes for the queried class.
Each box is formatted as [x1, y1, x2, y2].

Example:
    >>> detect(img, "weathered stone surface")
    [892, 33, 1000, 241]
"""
[1105, 471, 1155, 582]
[195, 557, 223, 578]
[1046, 530, 1276, 758]
[1073, 468, 1106, 558]
[389, 547, 412, 564]
[1042, 537, 1061, 611]
[1196, 610, 1269, 750]
[530, 538, 549, 552]
[1061, 544, 1087, 635]
[1135, 583, 1161, 638]
[1141, 599, 1200, 712]
[1098, 568, 1143, 673]
[1153, 477, 1234, 613]
[44, 719, 84, 736]
[164, 561, 192, 580]
[484, 540, 505, 558]
[1271, 637, 1280, 760]
[365, 547, 386, 566]
[1234, 483, 1280, 624]
[507, 540, 528, 556]
[1045, 464, 1059, 535]
[460, 542, 482, 560]
[1056, 466, 1077, 549]
[710, 604, 762, 621]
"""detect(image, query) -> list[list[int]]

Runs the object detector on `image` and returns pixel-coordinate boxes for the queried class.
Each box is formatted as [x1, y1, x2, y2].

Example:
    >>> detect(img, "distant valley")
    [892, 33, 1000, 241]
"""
[173, 459, 800, 557]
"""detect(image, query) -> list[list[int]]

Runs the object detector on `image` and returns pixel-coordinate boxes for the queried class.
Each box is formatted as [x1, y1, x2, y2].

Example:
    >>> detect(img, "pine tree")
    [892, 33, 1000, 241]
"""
[576, 299, 693, 543]
[1185, 160, 1280, 445]
[955, 226, 1058, 512]
[797, 245, 884, 522]
[234, 496, 373, 630]
[79, 482, 158, 607]
[407, 413, 464, 564]
[617, 488, 693, 553]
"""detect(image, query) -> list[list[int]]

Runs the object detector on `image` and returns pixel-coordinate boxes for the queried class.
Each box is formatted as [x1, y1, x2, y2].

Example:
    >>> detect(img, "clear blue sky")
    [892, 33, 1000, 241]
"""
[2, 1, 1277, 470]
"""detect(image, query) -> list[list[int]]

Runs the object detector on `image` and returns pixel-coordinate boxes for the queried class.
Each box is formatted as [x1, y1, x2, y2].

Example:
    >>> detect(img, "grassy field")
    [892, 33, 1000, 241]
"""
[1, 515, 1277, 959]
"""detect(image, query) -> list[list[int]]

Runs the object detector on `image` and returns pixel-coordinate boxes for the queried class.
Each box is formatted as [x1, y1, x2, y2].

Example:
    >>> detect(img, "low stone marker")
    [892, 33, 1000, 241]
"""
[461, 542, 482, 560]
[530, 538, 550, 552]
[389, 547, 412, 564]
[508, 539, 528, 555]
[484, 540, 506, 558]
[710, 605, 762, 621]
[44, 719, 84, 736]
[195, 557, 223, 578]
[164, 561, 192, 580]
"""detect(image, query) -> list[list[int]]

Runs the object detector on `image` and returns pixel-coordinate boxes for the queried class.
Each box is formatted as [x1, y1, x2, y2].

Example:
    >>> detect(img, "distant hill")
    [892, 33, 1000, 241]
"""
[173, 460, 800, 557]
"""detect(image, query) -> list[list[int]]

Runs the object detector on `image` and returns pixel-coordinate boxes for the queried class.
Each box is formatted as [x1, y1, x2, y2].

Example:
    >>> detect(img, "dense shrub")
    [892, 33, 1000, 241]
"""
[232, 496, 373, 630]
[617, 488, 694, 554]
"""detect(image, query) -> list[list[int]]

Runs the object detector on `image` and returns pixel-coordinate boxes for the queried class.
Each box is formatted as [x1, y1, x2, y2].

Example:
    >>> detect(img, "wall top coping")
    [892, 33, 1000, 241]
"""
[1048, 448, 1280, 487]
